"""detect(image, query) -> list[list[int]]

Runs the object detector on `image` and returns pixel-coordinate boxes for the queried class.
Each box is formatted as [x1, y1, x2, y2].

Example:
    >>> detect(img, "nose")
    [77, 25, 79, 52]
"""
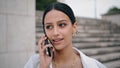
[53, 26, 59, 36]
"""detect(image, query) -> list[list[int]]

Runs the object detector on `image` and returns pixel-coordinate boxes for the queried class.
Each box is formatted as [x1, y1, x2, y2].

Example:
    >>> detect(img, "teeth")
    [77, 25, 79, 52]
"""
[54, 40, 60, 42]
[53, 39, 62, 42]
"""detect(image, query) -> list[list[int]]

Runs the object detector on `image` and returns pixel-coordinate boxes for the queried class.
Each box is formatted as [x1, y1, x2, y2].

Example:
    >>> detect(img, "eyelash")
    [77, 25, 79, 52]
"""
[45, 23, 67, 30]
[59, 23, 67, 27]
[45, 25, 53, 29]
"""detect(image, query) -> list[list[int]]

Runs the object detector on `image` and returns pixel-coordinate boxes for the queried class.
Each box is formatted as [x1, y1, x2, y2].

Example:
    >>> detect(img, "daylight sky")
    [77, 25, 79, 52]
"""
[63, 0, 120, 19]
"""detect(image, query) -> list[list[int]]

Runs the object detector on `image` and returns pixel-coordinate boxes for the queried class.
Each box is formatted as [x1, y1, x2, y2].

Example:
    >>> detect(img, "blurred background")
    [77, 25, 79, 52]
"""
[0, 0, 120, 68]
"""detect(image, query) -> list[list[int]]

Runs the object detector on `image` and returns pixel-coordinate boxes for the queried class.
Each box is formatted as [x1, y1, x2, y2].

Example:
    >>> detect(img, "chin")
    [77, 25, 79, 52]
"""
[54, 46, 63, 51]
[54, 44, 67, 51]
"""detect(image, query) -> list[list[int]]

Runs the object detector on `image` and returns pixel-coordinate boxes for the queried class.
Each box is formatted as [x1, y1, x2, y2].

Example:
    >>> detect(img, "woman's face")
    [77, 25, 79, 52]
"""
[44, 10, 77, 50]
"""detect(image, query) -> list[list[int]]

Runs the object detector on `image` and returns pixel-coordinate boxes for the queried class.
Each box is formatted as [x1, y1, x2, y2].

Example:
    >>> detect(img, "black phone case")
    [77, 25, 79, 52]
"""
[45, 39, 51, 57]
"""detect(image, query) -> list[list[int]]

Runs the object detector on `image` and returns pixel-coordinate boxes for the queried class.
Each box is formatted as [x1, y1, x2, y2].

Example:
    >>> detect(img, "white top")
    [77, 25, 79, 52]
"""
[24, 48, 107, 68]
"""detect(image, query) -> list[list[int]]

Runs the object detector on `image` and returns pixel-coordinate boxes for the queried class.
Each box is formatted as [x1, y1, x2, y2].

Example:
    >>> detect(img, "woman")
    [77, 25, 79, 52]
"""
[24, 2, 106, 68]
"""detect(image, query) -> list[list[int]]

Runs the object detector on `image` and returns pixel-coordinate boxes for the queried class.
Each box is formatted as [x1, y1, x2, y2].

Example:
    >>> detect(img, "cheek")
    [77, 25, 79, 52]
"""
[62, 28, 73, 46]
[45, 27, 73, 40]
[46, 31, 52, 38]
[62, 27, 73, 38]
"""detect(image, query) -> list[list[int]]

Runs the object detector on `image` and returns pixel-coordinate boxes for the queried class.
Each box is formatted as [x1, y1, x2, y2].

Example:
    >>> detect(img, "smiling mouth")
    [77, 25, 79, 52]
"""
[52, 38, 64, 45]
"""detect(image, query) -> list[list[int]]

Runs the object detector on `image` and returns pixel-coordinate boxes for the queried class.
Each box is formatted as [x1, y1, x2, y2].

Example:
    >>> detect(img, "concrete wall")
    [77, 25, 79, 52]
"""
[102, 14, 120, 25]
[0, 0, 35, 68]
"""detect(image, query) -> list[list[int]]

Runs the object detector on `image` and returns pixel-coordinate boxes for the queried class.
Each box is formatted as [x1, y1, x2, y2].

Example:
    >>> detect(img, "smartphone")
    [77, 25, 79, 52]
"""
[45, 38, 51, 57]
[43, 25, 52, 57]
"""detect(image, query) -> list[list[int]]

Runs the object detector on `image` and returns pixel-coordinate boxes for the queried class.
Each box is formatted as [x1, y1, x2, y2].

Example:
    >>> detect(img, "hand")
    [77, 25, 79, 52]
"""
[38, 35, 53, 68]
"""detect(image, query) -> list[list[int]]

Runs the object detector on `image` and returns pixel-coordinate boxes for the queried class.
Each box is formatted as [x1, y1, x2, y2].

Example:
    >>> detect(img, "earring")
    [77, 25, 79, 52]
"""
[73, 30, 79, 37]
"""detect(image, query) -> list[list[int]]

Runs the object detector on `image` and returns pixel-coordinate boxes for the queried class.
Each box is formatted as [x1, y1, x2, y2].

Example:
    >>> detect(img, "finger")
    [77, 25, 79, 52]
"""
[42, 44, 53, 52]
[40, 44, 52, 56]
[38, 35, 45, 45]
[50, 47, 54, 58]
[38, 35, 46, 49]
[41, 37, 47, 48]
[38, 36, 44, 46]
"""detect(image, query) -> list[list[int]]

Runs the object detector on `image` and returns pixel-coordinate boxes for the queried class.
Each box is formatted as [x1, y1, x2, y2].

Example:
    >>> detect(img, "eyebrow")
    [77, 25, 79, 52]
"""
[44, 19, 67, 25]
[58, 20, 67, 23]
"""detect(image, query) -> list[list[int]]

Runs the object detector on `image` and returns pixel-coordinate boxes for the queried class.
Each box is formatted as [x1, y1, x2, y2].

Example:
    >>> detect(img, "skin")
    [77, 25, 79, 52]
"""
[38, 9, 82, 68]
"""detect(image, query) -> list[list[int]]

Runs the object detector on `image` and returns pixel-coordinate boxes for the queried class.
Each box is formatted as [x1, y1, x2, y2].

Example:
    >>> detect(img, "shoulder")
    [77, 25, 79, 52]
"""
[85, 56, 107, 68]
[24, 54, 40, 68]
[73, 47, 107, 68]
[92, 58, 107, 68]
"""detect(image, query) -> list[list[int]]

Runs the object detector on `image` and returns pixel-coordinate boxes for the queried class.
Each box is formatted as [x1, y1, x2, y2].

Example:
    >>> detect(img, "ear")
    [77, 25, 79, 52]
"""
[72, 22, 78, 34]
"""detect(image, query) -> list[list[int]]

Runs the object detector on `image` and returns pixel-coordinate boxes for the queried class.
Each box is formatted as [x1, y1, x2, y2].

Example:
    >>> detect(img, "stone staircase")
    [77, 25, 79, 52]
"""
[36, 11, 120, 68]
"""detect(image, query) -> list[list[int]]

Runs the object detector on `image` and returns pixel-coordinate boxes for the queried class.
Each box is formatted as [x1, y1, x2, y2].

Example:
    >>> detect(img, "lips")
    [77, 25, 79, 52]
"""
[52, 38, 63, 45]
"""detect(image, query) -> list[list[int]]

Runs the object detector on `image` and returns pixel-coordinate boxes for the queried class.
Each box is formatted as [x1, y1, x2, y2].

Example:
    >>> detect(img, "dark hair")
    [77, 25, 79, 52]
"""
[42, 2, 76, 26]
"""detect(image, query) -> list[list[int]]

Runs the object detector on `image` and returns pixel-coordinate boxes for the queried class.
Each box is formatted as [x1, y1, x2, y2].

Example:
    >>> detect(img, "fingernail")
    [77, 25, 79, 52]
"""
[48, 44, 52, 47]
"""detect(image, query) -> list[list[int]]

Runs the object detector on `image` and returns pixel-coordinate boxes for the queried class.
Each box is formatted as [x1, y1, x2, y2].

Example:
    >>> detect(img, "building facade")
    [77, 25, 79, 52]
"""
[0, 0, 35, 68]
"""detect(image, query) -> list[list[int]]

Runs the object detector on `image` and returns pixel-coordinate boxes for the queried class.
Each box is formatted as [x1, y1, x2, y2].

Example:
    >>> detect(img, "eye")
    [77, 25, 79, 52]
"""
[45, 25, 53, 29]
[59, 23, 67, 28]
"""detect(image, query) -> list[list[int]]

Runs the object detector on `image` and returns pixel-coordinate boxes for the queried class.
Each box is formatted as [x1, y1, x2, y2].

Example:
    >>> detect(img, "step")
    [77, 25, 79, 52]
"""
[91, 52, 120, 63]
[104, 59, 120, 68]
[79, 26, 111, 30]
[73, 33, 120, 38]
[76, 18, 114, 26]
[78, 30, 110, 34]
[36, 27, 43, 32]
[80, 47, 120, 56]
[73, 42, 120, 49]
[77, 21, 112, 27]
[81, 26, 120, 31]
[78, 23, 112, 28]
[73, 37, 120, 43]
[36, 23, 43, 28]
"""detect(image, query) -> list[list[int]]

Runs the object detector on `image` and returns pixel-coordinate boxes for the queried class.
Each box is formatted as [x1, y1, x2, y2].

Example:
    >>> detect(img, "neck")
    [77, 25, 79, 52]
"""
[53, 43, 77, 63]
